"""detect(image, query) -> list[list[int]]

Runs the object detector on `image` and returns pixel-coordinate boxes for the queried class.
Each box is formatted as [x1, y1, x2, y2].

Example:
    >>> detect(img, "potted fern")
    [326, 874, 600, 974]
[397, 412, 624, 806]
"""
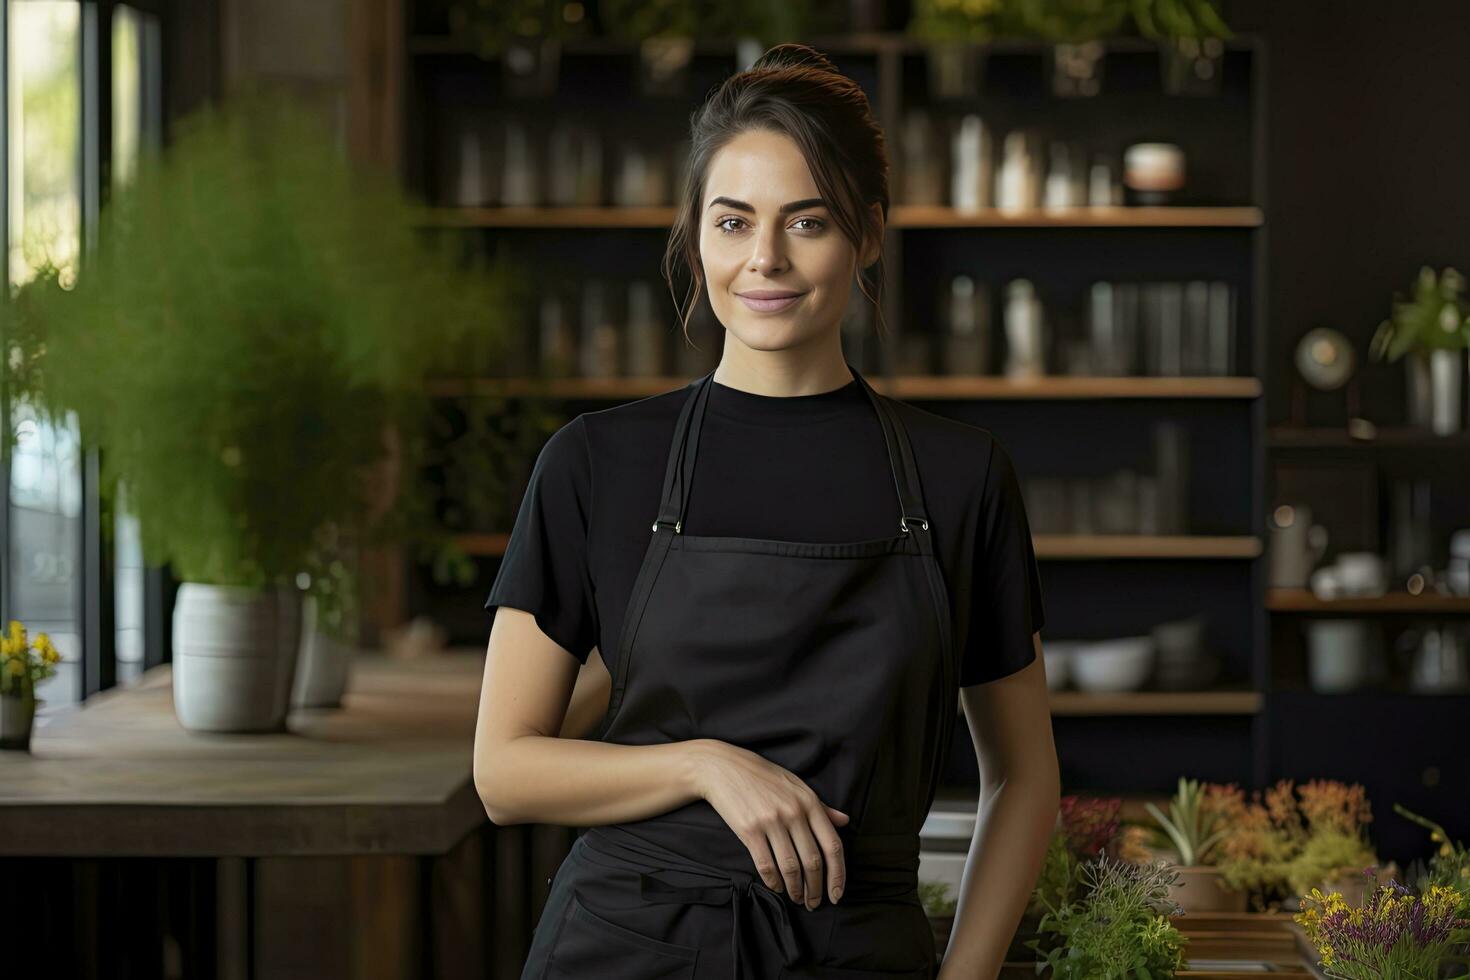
[1146, 777, 1248, 912]
[1, 91, 518, 732]
[1370, 266, 1470, 436]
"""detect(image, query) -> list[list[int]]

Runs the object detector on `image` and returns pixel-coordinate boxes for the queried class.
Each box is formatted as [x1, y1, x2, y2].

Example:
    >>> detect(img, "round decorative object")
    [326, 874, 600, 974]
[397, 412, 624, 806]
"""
[1295, 327, 1356, 391]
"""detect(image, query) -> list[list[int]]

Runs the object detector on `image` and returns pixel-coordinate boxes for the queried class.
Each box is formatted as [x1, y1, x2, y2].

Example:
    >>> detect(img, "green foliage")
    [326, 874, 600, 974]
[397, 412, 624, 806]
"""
[1030, 831, 1081, 917]
[1146, 777, 1229, 867]
[1031, 853, 1187, 978]
[1130, 0, 1232, 40]
[909, 0, 1229, 42]
[1396, 804, 1470, 915]
[0, 90, 520, 617]
[1214, 781, 1378, 907]
[1370, 266, 1470, 362]
[918, 877, 958, 917]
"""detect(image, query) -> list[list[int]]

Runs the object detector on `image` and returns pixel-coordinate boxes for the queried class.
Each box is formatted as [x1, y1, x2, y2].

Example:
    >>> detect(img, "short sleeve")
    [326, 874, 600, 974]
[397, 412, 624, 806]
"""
[484, 416, 599, 664]
[961, 436, 1047, 686]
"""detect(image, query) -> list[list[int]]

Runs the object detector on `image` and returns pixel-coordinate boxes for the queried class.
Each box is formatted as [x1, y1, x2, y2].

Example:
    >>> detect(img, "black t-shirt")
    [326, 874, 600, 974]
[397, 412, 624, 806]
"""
[484, 373, 1046, 687]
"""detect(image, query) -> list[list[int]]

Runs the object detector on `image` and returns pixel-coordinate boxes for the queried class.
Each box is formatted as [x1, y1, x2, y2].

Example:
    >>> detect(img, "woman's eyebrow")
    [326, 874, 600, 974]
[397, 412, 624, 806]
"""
[706, 196, 827, 214]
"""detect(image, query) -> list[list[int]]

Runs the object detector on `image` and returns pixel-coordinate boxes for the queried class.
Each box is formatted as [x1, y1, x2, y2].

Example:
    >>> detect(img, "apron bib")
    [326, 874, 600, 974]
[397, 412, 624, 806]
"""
[524, 365, 958, 980]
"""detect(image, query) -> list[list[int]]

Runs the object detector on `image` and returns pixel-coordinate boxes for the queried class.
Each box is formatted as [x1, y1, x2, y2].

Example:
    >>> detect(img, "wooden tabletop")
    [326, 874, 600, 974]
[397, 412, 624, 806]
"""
[0, 649, 490, 858]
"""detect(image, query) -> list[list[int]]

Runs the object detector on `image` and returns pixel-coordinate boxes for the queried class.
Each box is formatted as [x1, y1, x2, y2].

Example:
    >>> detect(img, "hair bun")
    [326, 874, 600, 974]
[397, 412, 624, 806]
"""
[749, 42, 839, 75]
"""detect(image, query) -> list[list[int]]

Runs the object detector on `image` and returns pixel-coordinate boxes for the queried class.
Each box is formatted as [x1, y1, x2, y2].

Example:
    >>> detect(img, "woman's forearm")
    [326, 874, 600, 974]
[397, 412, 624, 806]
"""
[476, 734, 717, 827]
[938, 771, 1061, 979]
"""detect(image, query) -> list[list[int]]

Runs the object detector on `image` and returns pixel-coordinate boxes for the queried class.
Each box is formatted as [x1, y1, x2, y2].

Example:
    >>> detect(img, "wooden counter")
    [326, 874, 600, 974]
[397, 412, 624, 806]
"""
[0, 649, 488, 856]
[0, 649, 524, 980]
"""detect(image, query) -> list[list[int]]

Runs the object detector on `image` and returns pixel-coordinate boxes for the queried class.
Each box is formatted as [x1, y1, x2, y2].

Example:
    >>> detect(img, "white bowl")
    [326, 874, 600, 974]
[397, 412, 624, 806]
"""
[1071, 636, 1155, 693]
[1042, 641, 1080, 691]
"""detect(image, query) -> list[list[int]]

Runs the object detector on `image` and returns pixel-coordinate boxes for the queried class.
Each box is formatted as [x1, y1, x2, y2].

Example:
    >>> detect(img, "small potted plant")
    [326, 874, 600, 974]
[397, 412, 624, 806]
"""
[1370, 266, 1470, 436]
[1029, 852, 1188, 977]
[908, 0, 1011, 99]
[1009, 795, 1146, 963]
[2, 92, 517, 733]
[1134, 0, 1233, 96]
[0, 620, 61, 752]
[1217, 779, 1386, 911]
[1295, 878, 1469, 979]
[1145, 777, 1248, 912]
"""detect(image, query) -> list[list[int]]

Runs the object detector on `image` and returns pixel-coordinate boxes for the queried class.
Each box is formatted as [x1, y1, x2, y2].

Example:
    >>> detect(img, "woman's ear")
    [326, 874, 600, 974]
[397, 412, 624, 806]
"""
[860, 201, 884, 268]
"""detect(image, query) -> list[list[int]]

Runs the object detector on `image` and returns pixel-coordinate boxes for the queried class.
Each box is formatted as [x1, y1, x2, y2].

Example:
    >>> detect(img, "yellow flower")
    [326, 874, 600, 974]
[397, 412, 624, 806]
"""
[5, 658, 23, 676]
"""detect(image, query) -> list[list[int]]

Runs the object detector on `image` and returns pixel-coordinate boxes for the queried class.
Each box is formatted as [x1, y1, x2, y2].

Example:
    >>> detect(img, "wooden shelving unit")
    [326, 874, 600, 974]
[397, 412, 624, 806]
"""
[402, 26, 1271, 793]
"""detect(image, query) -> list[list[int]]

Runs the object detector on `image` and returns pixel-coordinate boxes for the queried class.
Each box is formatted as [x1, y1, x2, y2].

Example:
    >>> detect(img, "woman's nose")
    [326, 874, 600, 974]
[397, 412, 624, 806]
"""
[748, 228, 788, 274]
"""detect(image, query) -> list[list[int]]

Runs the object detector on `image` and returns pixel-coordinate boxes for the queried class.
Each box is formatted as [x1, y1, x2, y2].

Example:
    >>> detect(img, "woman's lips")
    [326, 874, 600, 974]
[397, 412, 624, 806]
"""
[736, 291, 807, 312]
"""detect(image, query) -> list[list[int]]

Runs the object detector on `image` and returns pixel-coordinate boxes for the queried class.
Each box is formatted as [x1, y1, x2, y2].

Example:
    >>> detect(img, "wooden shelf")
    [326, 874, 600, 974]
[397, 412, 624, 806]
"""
[452, 532, 509, 557]
[1268, 425, 1470, 451]
[1049, 691, 1264, 715]
[1034, 535, 1263, 559]
[1266, 587, 1470, 613]
[426, 374, 1261, 401]
[417, 204, 1263, 230]
[891, 205, 1264, 228]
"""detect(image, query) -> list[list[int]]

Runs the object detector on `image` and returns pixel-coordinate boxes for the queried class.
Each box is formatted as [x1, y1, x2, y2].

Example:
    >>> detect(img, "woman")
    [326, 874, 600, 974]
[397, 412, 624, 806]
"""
[474, 42, 1060, 980]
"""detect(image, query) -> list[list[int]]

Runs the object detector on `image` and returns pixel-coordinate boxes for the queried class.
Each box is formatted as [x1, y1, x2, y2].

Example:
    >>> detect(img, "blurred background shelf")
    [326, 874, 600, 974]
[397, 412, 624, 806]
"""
[1265, 588, 1470, 614]
[418, 204, 1265, 229]
[1034, 535, 1262, 559]
[1048, 690, 1263, 715]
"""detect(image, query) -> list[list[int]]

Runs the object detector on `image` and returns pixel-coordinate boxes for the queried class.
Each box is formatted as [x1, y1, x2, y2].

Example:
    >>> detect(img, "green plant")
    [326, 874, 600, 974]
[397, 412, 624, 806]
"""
[0, 91, 520, 628]
[918, 878, 958, 917]
[0, 620, 61, 699]
[1296, 879, 1470, 980]
[446, 0, 589, 57]
[1145, 777, 1230, 867]
[1030, 853, 1187, 978]
[1370, 266, 1470, 363]
[1131, 0, 1232, 40]
[909, 0, 1229, 42]
[1396, 804, 1470, 913]
[1216, 780, 1379, 909]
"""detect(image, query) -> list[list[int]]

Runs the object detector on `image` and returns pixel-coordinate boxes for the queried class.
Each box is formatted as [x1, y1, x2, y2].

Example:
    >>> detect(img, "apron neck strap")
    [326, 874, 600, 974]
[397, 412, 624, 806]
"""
[654, 365, 931, 536]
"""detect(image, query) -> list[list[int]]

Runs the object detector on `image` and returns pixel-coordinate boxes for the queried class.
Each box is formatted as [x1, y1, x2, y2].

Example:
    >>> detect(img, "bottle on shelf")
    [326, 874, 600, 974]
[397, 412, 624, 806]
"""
[942, 275, 990, 375]
[1004, 278, 1045, 378]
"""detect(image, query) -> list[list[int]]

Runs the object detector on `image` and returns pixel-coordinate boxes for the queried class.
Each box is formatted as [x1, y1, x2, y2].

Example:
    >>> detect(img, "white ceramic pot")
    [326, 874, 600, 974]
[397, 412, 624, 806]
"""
[291, 594, 355, 710]
[173, 582, 302, 732]
[1305, 618, 1375, 693]
[1430, 347, 1464, 435]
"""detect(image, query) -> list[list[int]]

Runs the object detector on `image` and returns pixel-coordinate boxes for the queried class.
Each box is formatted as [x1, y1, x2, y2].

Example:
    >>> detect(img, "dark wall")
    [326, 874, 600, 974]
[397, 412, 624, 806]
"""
[1233, 0, 1470, 425]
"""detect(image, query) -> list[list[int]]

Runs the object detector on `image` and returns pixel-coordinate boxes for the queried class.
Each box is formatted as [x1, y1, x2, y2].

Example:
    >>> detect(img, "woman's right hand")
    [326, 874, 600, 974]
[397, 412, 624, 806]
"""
[688, 739, 849, 910]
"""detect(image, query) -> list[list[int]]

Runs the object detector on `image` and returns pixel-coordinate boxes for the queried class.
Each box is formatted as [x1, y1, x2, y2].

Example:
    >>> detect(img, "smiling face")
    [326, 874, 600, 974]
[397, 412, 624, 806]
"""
[698, 128, 880, 354]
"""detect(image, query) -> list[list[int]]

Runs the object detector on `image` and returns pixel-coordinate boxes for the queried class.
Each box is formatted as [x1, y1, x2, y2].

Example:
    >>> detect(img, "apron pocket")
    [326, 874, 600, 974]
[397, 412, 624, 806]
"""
[545, 893, 699, 980]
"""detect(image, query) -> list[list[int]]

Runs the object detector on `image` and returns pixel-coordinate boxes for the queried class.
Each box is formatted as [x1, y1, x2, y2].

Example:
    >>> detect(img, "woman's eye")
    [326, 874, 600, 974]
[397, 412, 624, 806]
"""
[715, 216, 825, 234]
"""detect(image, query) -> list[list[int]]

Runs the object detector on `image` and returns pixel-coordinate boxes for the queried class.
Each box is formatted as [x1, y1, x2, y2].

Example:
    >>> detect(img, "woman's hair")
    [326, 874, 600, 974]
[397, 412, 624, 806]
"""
[662, 42, 891, 344]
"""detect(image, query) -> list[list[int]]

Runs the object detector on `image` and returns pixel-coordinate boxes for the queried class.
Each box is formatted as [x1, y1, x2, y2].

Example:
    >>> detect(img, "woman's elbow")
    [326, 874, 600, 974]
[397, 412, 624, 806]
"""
[474, 755, 523, 826]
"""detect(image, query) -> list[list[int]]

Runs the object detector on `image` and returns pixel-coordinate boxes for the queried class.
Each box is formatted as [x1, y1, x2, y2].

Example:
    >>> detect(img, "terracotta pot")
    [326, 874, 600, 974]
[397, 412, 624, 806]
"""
[1169, 865, 1247, 912]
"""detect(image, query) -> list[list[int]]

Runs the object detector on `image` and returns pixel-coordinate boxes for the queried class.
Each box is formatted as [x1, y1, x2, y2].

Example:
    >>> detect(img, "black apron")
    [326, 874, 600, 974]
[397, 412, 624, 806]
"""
[521, 365, 958, 980]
